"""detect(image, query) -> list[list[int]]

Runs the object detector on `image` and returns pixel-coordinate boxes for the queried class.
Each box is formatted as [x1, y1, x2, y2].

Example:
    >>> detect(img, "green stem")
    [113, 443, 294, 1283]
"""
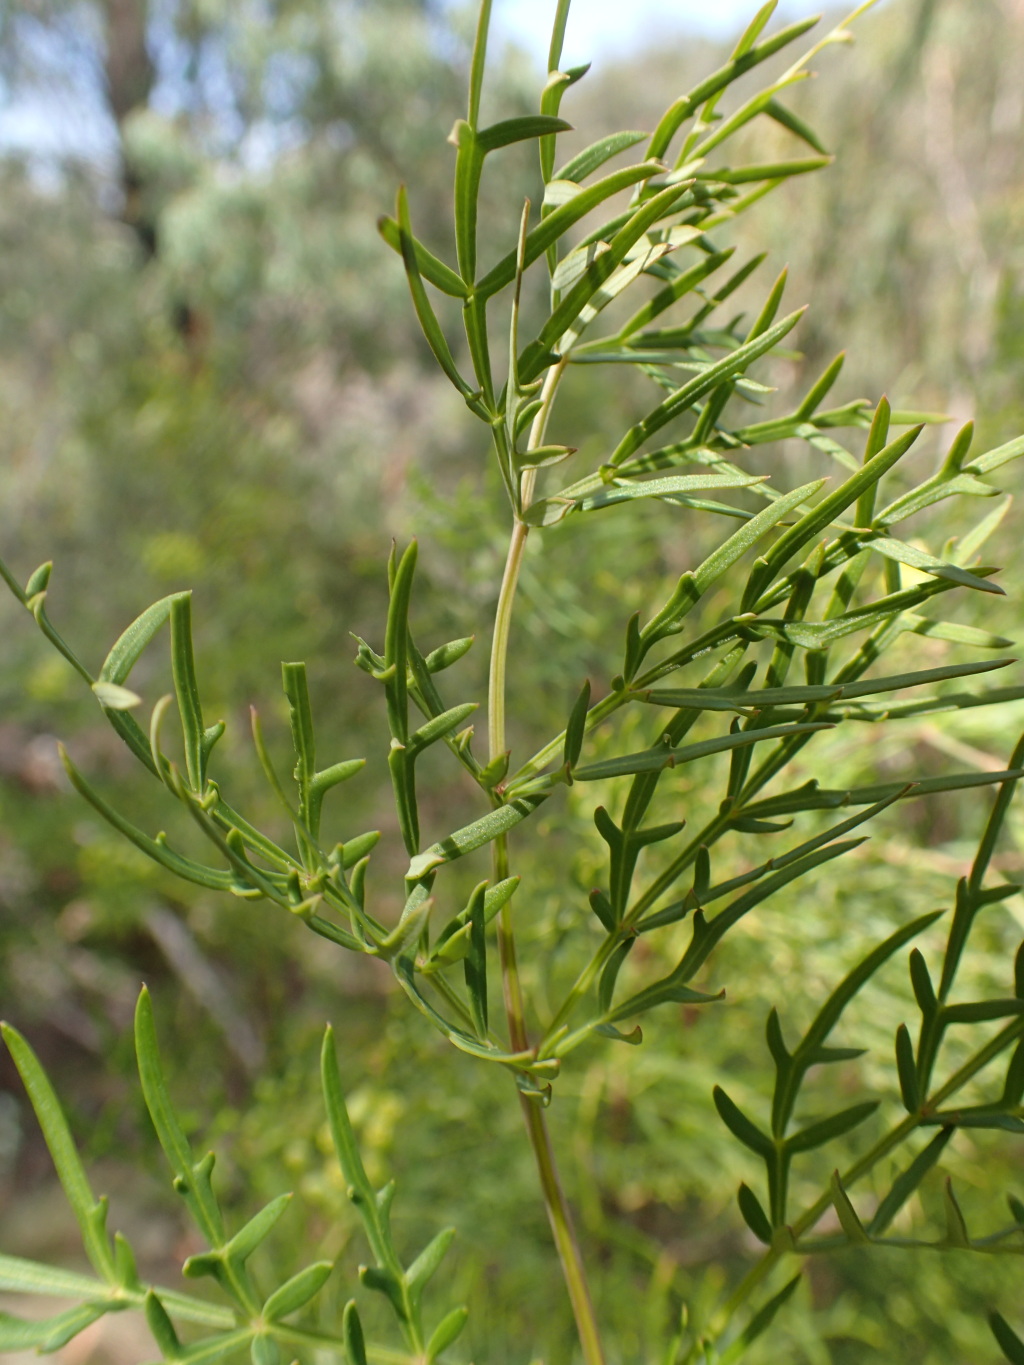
[486, 359, 605, 1365]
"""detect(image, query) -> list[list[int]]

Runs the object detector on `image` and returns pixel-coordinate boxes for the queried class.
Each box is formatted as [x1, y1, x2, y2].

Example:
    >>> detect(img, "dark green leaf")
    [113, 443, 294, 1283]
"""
[737, 1183, 773, 1244]
[573, 720, 830, 782]
[713, 1086, 773, 1158]
[991, 1313, 1024, 1365]
[868, 1129, 953, 1236]
[785, 1101, 878, 1154]
[943, 1178, 970, 1248]
[718, 1274, 802, 1363]
[563, 679, 591, 772]
[464, 882, 489, 1037]
[895, 1024, 919, 1113]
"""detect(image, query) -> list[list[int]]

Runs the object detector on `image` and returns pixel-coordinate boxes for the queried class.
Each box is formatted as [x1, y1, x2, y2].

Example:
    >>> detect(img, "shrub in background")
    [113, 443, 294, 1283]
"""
[3, 2, 1024, 1361]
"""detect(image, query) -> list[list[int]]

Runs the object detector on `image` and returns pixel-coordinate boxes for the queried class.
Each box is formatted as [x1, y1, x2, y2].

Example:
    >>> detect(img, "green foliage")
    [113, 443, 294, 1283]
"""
[3, 2, 1024, 1362]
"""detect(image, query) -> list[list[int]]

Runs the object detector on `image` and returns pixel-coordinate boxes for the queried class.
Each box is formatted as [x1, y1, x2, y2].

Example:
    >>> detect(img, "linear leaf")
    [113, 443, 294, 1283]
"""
[648, 18, 820, 159]
[573, 720, 830, 782]
[555, 131, 648, 182]
[406, 793, 548, 879]
[0, 1255, 106, 1300]
[718, 1274, 802, 1364]
[135, 988, 224, 1247]
[99, 594, 181, 684]
[868, 1129, 953, 1236]
[0, 1304, 109, 1353]
[377, 216, 468, 297]
[426, 1306, 470, 1363]
[991, 1313, 1024, 1365]
[737, 1183, 773, 1244]
[610, 309, 806, 465]
[713, 1086, 773, 1158]
[830, 1172, 870, 1245]
[786, 1100, 878, 1153]
[263, 1263, 333, 1321]
[476, 161, 666, 299]
[395, 188, 474, 399]
[1, 1024, 116, 1283]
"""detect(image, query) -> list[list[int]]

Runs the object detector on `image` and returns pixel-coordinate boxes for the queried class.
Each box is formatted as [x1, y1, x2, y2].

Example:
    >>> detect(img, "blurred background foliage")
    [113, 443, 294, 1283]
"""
[2, 0, 1024, 1361]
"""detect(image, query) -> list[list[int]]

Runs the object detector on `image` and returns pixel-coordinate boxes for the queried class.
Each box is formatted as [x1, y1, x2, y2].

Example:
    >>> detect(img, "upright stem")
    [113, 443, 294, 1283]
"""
[487, 359, 606, 1365]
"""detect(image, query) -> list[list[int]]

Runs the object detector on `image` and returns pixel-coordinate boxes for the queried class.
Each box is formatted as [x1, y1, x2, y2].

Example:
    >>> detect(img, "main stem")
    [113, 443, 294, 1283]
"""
[487, 363, 606, 1365]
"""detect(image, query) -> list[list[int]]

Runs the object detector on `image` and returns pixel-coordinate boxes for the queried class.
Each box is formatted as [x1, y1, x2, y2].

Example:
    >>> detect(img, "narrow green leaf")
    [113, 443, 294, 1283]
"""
[943, 1178, 971, 1248]
[713, 1086, 773, 1158]
[170, 594, 207, 792]
[765, 97, 828, 154]
[408, 703, 479, 756]
[864, 534, 1002, 594]
[0, 1304, 109, 1353]
[563, 679, 591, 772]
[426, 1305, 470, 1362]
[342, 1301, 368, 1365]
[905, 613, 1013, 650]
[464, 883, 489, 1036]
[895, 1024, 919, 1113]
[610, 308, 806, 465]
[970, 432, 1024, 476]
[785, 1100, 878, 1154]
[221, 1194, 292, 1266]
[572, 720, 830, 782]
[745, 425, 924, 606]
[0, 1254, 105, 1300]
[648, 18, 820, 159]
[99, 594, 182, 685]
[718, 1274, 802, 1364]
[829, 1172, 870, 1244]
[1, 1023, 117, 1283]
[701, 156, 831, 185]
[406, 793, 548, 880]
[377, 216, 469, 297]
[466, 0, 492, 128]
[262, 1262, 333, 1321]
[407, 1227, 456, 1298]
[396, 188, 475, 399]
[737, 1183, 773, 1244]
[476, 161, 666, 300]
[556, 131, 648, 183]
[145, 1291, 182, 1360]
[868, 1129, 953, 1236]
[797, 913, 942, 1064]
[990, 1313, 1024, 1365]
[135, 988, 224, 1247]
[477, 114, 572, 152]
